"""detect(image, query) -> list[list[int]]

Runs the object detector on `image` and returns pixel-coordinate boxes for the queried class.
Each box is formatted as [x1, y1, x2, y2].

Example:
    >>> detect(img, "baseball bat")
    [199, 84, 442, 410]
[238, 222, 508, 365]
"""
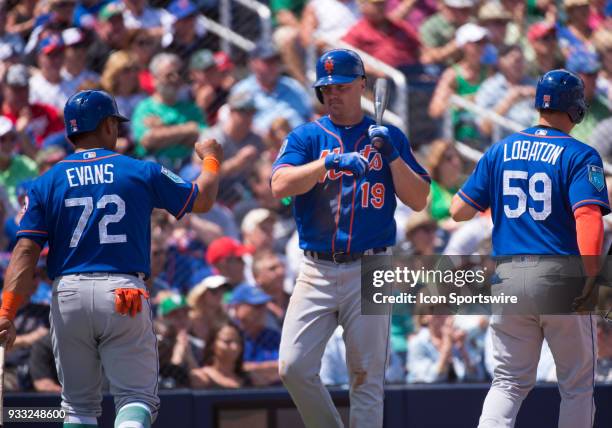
[0, 343, 5, 427]
[372, 78, 389, 148]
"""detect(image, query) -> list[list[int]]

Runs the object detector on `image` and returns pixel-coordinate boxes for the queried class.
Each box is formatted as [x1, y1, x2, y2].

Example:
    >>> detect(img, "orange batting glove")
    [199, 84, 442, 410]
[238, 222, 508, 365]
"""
[115, 288, 150, 317]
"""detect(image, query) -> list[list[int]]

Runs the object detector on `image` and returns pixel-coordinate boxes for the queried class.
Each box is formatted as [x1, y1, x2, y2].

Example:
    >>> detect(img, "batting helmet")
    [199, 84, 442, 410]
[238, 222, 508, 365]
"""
[534, 69, 587, 124]
[313, 49, 365, 103]
[64, 90, 129, 138]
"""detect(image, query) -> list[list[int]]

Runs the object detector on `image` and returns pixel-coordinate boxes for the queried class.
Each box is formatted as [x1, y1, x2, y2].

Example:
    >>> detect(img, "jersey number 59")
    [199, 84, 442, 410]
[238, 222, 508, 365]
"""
[503, 170, 551, 221]
[65, 194, 127, 247]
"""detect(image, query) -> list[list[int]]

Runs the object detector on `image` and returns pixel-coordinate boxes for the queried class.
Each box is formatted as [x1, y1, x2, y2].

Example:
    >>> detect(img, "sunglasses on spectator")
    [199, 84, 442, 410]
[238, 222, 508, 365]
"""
[161, 71, 181, 79]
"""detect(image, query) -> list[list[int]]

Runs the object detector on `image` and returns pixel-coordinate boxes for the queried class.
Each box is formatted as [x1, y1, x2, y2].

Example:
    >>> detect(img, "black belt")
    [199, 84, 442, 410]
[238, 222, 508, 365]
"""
[305, 247, 387, 264]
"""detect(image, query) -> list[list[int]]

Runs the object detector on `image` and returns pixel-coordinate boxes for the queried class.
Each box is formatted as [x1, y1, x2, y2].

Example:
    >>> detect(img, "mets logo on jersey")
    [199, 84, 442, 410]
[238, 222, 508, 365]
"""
[588, 165, 605, 192]
[543, 95, 551, 108]
[70, 119, 78, 132]
[324, 57, 334, 74]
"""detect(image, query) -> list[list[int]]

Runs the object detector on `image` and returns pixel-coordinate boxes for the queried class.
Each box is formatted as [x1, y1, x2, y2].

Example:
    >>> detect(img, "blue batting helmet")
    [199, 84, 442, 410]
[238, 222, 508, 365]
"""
[313, 49, 365, 103]
[64, 90, 129, 138]
[534, 69, 586, 124]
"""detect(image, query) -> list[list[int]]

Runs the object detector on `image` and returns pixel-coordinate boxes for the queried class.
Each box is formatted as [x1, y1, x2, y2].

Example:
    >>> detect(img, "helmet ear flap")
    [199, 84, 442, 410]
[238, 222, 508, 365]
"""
[315, 87, 323, 104]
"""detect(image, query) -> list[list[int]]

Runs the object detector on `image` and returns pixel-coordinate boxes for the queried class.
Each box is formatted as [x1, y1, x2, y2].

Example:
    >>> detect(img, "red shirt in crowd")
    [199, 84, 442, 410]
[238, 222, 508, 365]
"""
[342, 18, 421, 68]
[2, 103, 64, 147]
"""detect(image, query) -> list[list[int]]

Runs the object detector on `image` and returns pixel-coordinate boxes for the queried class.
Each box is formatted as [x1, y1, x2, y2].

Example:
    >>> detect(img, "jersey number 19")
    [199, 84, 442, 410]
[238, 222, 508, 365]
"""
[65, 194, 127, 247]
[503, 170, 551, 221]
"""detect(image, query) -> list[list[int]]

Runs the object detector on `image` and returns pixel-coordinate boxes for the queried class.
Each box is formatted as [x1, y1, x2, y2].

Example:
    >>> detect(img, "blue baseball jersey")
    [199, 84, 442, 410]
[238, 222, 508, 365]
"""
[459, 125, 610, 256]
[272, 115, 430, 253]
[17, 148, 198, 279]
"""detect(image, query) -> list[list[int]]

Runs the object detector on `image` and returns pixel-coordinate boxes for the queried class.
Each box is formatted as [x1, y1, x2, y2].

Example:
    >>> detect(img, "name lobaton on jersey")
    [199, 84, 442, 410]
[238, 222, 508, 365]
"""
[503, 140, 564, 165]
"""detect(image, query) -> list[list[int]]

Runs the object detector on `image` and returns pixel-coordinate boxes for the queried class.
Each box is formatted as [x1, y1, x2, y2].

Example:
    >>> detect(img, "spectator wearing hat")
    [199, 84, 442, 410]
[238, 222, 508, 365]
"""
[241, 208, 277, 253]
[596, 317, 612, 383]
[1, 63, 63, 149]
[475, 45, 537, 140]
[477, 1, 517, 66]
[189, 49, 235, 126]
[187, 275, 230, 346]
[162, 0, 211, 60]
[206, 236, 252, 289]
[230, 284, 281, 386]
[425, 139, 464, 223]
[342, 0, 421, 76]
[429, 23, 493, 147]
[201, 91, 265, 206]
[157, 293, 200, 386]
[271, 0, 308, 85]
[100, 50, 146, 120]
[558, 0, 596, 59]
[190, 320, 252, 389]
[0, 116, 37, 212]
[231, 42, 312, 137]
[567, 52, 610, 143]
[122, 0, 165, 33]
[420, 0, 475, 66]
[85, 1, 129, 74]
[400, 211, 438, 255]
[525, 21, 564, 79]
[299, 0, 360, 49]
[61, 27, 100, 95]
[29, 35, 72, 111]
[72, 0, 110, 29]
[132, 52, 206, 170]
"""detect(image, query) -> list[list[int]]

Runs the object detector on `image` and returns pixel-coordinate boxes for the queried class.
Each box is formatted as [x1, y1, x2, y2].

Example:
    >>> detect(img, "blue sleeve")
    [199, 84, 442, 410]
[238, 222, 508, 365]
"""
[568, 149, 611, 214]
[458, 152, 491, 212]
[147, 163, 199, 219]
[271, 131, 312, 176]
[392, 128, 430, 183]
[16, 184, 48, 247]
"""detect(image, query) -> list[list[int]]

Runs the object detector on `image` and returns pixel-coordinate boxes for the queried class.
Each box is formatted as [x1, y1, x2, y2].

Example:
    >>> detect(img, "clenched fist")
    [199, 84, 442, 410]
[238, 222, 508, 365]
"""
[195, 138, 224, 163]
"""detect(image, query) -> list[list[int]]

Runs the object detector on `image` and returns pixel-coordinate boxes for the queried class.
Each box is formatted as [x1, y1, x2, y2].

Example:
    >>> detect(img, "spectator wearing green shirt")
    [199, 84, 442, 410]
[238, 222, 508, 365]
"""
[132, 52, 206, 170]
[420, 0, 476, 66]
[271, 0, 308, 85]
[567, 52, 610, 144]
[426, 139, 464, 222]
[0, 116, 38, 212]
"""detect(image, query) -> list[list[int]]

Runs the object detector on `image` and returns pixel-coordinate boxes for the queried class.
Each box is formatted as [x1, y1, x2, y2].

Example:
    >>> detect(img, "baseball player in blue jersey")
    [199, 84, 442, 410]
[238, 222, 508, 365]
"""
[271, 49, 430, 428]
[450, 70, 610, 428]
[0, 90, 223, 428]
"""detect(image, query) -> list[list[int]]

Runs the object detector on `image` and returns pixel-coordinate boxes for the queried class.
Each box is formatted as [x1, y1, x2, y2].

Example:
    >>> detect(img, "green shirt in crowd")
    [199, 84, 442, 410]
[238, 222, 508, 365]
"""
[270, 0, 306, 26]
[132, 97, 207, 167]
[0, 155, 38, 209]
[429, 180, 459, 221]
[419, 13, 456, 49]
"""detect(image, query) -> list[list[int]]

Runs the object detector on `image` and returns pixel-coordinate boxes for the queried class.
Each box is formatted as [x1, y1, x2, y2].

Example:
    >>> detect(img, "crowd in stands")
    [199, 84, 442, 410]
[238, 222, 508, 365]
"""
[0, 0, 611, 392]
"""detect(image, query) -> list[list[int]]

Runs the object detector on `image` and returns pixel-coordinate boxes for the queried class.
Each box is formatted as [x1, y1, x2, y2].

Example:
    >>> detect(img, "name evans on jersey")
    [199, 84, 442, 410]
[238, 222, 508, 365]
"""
[65, 164, 115, 188]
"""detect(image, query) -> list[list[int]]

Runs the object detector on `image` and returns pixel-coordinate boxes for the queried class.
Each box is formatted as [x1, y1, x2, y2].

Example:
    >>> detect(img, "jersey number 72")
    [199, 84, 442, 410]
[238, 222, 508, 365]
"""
[65, 194, 127, 247]
[503, 170, 551, 221]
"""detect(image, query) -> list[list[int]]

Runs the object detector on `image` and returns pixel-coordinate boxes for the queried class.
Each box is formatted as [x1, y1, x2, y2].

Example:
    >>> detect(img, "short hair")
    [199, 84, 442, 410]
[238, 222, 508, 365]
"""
[251, 249, 279, 278]
[149, 52, 181, 77]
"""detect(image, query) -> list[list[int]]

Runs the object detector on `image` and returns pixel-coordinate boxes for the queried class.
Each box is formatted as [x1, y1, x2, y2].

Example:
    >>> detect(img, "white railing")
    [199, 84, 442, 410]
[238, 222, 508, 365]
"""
[219, 0, 271, 54]
[308, 35, 409, 134]
[199, 15, 256, 52]
[450, 96, 612, 174]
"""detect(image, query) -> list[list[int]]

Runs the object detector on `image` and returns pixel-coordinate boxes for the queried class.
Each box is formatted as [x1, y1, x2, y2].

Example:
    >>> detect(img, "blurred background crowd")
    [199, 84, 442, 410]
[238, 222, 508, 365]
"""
[0, 0, 610, 392]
